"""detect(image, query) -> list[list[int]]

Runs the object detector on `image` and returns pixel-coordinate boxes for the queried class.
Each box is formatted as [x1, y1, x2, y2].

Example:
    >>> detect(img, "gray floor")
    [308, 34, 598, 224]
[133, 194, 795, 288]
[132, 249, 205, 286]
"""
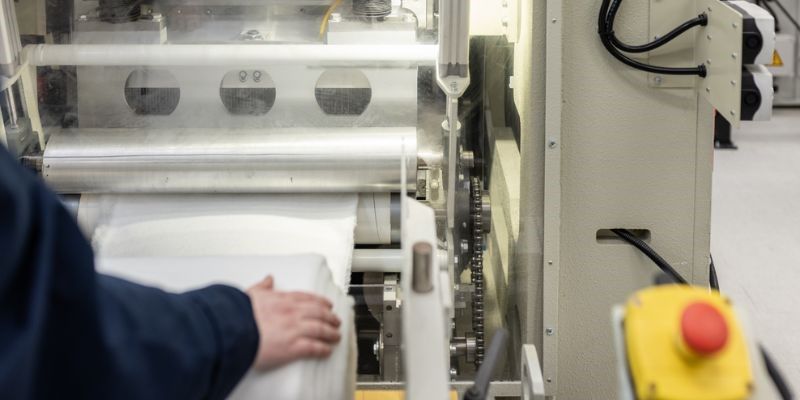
[713, 108, 800, 390]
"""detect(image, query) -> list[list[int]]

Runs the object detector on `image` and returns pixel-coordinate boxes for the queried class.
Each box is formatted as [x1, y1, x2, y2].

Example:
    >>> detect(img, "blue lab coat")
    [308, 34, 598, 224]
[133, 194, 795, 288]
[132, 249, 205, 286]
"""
[0, 147, 259, 399]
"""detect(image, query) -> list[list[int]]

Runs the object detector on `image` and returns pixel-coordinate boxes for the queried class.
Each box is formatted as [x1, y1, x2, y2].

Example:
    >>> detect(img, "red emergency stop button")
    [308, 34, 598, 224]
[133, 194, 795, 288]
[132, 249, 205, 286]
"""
[681, 302, 729, 356]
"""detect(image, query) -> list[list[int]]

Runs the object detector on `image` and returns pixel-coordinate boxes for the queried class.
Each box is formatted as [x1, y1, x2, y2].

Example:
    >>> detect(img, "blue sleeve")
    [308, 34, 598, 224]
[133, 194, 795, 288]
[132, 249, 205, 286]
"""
[0, 147, 259, 399]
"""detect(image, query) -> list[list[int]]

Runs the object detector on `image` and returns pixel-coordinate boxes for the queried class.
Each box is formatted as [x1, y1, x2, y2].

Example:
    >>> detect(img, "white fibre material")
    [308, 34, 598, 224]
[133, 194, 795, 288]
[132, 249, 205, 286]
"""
[81, 194, 358, 289]
[96, 255, 356, 400]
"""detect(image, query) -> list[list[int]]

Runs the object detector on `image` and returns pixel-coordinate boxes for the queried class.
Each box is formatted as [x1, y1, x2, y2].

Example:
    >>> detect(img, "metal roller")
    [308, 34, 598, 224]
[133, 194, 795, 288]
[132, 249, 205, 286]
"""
[71, 192, 399, 245]
[355, 193, 400, 244]
[23, 44, 436, 67]
[44, 128, 417, 194]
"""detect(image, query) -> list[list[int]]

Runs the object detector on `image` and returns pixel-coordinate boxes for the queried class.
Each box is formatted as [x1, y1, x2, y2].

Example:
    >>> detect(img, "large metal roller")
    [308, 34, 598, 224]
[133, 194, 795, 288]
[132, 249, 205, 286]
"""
[23, 44, 436, 67]
[44, 128, 417, 194]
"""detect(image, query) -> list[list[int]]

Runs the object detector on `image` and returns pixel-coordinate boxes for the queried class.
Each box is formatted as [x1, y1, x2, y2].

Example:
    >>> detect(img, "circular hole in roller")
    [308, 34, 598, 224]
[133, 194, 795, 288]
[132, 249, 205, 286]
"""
[220, 69, 276, 115]
[124, 69, 180, 115]
[315, 69, 372, 115]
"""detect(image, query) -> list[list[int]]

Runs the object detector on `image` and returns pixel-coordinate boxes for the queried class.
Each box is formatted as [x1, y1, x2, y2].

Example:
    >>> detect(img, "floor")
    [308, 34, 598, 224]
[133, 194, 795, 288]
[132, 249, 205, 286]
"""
[712, 108, 800, 390]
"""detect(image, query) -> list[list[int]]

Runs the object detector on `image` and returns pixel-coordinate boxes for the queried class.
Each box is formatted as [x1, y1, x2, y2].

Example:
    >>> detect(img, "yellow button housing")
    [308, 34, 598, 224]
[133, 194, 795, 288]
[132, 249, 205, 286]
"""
[624, 285, 752, 400]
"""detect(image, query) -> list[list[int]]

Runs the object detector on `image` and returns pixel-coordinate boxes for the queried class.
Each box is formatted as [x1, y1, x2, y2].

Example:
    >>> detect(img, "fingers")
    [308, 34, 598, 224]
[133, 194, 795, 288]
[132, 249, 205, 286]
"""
[261, 275, 274, 290]
[297, 320, 341, 343]
[290, 338, 333, 359]
[248, 275, 274, 293]
[293, 304, 341, 327]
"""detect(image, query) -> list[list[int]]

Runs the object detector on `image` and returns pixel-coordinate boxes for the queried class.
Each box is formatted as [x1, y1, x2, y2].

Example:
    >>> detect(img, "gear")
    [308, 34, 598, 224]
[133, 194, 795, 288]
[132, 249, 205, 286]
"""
[470, 176, 485, 367]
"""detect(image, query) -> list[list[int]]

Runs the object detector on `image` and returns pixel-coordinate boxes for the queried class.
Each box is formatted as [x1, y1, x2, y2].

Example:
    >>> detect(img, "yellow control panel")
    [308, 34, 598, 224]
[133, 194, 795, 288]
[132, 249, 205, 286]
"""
[624, 285, 753, 400]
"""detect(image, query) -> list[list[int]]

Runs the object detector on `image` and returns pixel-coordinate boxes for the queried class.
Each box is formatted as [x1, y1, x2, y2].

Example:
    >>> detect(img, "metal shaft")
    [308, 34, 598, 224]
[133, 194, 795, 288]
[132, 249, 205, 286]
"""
[43, 127, 417, 194]
[24, 44, 437, 67]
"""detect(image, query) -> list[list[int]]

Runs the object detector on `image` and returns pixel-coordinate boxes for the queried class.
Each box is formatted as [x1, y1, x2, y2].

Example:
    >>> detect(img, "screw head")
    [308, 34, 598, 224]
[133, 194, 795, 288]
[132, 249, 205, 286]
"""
[546, 328, 555, 336]
[548, 140, 557, 149]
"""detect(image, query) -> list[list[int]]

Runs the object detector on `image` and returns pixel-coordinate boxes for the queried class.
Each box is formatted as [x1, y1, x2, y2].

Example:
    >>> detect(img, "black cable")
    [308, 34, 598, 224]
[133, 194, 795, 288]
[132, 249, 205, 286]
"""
[709, 254, 719, 290]
[761, 345, 795, 400]
[598, 0, 707, 76]
[765, 0, 800, 33]
[611, 14, 707, 53]
[610, 229, 688, 284]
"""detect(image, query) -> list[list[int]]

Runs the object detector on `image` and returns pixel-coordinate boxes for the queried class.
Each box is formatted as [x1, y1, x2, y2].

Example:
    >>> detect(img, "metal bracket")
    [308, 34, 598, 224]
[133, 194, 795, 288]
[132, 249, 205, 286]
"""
[521, 345, 546, 400]
[696, 0, 745, 127]
[402, 200, 450, 400]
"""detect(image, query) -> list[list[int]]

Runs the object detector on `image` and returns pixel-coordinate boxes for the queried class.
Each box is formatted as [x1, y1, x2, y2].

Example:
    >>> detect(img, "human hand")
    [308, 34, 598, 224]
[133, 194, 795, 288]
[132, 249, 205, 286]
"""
[246, 276, 341, 370]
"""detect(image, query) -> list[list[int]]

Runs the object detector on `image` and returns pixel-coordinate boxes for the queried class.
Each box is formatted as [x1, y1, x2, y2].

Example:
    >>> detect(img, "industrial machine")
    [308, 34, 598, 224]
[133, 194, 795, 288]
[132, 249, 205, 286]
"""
[2, 0, 790, 398]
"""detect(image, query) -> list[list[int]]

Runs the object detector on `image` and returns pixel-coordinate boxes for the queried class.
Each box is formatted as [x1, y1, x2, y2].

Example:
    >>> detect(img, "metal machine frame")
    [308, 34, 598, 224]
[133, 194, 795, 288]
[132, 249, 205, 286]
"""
[2, 0, 780, 398]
